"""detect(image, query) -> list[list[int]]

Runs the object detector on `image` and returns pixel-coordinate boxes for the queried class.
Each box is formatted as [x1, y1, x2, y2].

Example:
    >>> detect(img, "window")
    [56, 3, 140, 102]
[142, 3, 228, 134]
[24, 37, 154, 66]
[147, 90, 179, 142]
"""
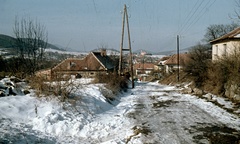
[215, 45, 218, 55]
[213, 45, 218, 60]
[223, 44, 227, 56]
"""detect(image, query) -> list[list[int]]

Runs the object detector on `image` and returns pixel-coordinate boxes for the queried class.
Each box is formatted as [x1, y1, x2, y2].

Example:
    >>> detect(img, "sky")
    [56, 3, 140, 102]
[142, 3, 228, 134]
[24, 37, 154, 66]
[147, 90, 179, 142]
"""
[0, 0, 239, 52]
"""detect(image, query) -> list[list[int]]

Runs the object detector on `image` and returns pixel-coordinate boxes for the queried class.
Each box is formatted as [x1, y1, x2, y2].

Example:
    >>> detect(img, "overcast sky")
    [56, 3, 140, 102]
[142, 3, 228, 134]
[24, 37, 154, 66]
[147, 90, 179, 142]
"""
[0, 0, 238, 52]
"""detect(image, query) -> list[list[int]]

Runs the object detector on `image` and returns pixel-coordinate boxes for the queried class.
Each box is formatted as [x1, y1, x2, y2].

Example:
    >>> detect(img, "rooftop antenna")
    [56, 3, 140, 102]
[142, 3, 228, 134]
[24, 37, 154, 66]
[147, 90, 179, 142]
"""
[118, 4, 134, 88]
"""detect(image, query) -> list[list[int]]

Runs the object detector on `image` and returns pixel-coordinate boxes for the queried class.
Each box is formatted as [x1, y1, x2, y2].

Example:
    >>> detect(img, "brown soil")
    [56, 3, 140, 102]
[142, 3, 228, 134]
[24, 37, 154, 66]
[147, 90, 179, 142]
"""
[159, 71, 193, 85]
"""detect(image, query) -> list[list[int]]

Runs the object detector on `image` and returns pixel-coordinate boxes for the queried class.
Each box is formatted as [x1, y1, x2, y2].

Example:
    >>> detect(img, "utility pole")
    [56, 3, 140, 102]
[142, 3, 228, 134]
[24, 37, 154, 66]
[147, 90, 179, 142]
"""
[118, 4, 125, 75]
[177, 35, 180, 82]
[119, 4, 134, 88]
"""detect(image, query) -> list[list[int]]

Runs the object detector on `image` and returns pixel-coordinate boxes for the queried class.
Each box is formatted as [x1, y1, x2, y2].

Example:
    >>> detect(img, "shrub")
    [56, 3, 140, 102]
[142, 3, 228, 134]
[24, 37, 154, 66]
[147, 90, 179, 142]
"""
[206, 49, 240, 97]
[28, 74, 81, 102]
[94, 72, 129, 101]
[205, 62, 226, 94]
[184, 44, 211, 87]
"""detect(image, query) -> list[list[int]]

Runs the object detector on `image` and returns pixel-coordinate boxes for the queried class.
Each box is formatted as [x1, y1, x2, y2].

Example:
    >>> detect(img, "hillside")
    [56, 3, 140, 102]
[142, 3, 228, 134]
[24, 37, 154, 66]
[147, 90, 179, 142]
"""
[0, 34, 62, 50]
[155, 47, 191, 56]
[0, 34, 16, 48]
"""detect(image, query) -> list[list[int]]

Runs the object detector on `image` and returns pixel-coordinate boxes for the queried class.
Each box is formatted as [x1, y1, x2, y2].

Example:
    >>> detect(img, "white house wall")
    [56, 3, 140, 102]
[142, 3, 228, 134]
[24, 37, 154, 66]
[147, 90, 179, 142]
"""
[212, 41, 240, 60]
[165, 65, 183, 73]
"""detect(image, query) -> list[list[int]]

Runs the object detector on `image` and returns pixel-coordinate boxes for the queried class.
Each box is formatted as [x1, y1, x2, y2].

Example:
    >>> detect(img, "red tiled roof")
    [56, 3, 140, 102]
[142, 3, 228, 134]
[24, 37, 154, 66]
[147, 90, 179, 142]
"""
[133, 63, 155, 70]
[52, 52, 115, 72]
[164, 53, 190, 65]
[52, 58, 87, 71]
[156, 56, 170, 65]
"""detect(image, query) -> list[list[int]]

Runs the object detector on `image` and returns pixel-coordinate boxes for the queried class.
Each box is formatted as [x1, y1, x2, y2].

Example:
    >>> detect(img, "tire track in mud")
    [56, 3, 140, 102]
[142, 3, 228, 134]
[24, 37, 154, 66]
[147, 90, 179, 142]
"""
[125, 82, 240, 144]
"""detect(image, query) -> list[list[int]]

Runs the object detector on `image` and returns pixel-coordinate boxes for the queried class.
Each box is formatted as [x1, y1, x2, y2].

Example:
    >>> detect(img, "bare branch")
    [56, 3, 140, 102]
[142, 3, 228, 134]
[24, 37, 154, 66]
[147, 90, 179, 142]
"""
[13, 17, 48, 75]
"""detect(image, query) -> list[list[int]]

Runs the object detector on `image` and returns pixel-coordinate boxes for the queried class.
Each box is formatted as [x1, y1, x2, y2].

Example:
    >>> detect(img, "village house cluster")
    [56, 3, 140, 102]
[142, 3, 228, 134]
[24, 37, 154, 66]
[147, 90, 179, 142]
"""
[36, 27, 240, 81]
[36, 49, 190, 81]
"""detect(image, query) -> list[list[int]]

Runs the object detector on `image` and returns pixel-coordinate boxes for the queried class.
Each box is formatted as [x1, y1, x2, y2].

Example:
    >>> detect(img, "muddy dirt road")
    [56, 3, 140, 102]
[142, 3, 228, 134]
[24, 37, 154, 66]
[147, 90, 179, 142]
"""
[124, 82, 240, 144]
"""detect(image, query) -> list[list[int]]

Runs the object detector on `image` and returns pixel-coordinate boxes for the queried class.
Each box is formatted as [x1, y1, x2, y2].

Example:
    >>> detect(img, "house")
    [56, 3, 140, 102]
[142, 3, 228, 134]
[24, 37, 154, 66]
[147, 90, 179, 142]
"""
[133, 63, 155, 81]
[164, 53, 189, 73]
[155, 56, 170, 71]
[133, 63, 155, 75]
[210, 27, 240, 61]
[36, 49, 116, 79]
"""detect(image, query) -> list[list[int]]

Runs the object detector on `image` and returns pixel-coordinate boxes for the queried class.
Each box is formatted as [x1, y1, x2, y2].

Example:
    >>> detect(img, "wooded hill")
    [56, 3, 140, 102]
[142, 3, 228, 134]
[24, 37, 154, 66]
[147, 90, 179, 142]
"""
[0, 34, 62, 50]
[0, 34, 16, 48]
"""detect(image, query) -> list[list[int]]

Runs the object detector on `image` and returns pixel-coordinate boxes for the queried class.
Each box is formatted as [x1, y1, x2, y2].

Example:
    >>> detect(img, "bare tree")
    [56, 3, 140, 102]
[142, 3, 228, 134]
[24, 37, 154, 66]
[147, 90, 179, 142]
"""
[184, 43, 211, 87]
[203, 23, 239, 42]
[231, 0, 240, 20]
[204, 1, 240, 43]
[13, 17, 48, 75]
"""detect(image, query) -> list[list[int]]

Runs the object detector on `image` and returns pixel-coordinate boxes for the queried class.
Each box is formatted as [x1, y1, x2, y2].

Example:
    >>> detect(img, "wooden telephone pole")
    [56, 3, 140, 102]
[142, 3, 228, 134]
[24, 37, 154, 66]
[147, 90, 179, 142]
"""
[177, 35, 180, 82]
[118, 4, 134, 88]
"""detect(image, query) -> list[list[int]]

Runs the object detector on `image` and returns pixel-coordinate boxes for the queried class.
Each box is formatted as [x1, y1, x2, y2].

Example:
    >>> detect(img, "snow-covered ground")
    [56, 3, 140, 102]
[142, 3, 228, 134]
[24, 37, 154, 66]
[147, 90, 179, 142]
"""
[45, 48, 88, 55]
[0, 78, 239, 143]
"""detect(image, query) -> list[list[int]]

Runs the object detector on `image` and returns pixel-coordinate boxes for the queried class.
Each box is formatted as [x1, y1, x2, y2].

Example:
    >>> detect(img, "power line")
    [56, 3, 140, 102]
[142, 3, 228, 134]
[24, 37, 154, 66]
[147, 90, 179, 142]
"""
[178, 0, 201, 33]
[182, 0, 216, 34]
[178, 0, 205, 34]
[92, 0, 98, 14]
[176, 0, 217, 51]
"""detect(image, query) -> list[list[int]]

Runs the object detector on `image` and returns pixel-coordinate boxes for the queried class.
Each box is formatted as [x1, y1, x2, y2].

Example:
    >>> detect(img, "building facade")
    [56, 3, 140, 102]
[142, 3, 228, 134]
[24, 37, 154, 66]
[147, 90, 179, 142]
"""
[210, 27, 240, 61]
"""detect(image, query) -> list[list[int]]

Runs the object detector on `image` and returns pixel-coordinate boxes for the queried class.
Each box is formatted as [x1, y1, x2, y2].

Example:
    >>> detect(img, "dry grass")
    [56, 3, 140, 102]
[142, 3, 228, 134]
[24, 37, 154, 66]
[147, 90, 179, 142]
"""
[204, 51, 240, 102]
[160, 44, 240, 103]
[93, 73, 129, 102]
[159, 71, 193, 85]
[28, 75, 81, 102]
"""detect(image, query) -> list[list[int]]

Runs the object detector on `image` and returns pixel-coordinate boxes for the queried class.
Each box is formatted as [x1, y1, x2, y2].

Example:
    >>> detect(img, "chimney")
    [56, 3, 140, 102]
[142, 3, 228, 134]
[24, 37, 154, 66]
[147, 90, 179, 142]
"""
[101, 49, 107, 56]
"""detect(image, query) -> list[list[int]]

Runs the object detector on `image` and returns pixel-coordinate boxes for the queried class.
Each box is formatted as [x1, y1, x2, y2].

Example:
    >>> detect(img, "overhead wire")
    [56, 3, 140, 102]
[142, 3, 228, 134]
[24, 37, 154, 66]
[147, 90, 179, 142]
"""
[178, 0, 205, 35]
[178, 0, 201, 34]
[176, 0, 217, 50]
[176, 0, 204, 50]
[92, 0, 98, 14]
[182, 0, 216, 35]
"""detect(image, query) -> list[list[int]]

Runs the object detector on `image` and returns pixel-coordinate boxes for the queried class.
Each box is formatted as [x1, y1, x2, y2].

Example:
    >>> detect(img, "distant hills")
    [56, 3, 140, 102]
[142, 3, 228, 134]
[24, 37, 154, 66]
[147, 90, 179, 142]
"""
[133, 47, 191, 56]
[90, 47, 192, 56]
[133, 49, 154, 55]
[0, 34, 17, 48]
[155, 47, 190, 56]
[0, 34, 63, 51]
[46, 43, 64, 51]
[0, 34, 192, 56]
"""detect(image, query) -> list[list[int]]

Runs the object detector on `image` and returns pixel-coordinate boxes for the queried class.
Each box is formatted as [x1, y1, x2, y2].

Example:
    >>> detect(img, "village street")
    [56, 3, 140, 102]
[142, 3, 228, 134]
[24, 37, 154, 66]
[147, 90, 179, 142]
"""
[0, 79, 239, 143]
[76, 82, 240, 144]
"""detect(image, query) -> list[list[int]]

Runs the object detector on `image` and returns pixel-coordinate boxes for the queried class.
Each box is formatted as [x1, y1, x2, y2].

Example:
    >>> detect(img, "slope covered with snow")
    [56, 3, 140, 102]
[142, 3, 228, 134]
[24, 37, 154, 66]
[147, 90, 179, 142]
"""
[0, 78, 239, 143]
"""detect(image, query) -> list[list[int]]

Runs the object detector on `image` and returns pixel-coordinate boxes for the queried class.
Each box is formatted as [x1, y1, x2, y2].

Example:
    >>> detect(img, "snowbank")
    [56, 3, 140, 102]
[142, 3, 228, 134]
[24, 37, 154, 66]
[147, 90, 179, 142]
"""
[0, 78, 239, 143]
